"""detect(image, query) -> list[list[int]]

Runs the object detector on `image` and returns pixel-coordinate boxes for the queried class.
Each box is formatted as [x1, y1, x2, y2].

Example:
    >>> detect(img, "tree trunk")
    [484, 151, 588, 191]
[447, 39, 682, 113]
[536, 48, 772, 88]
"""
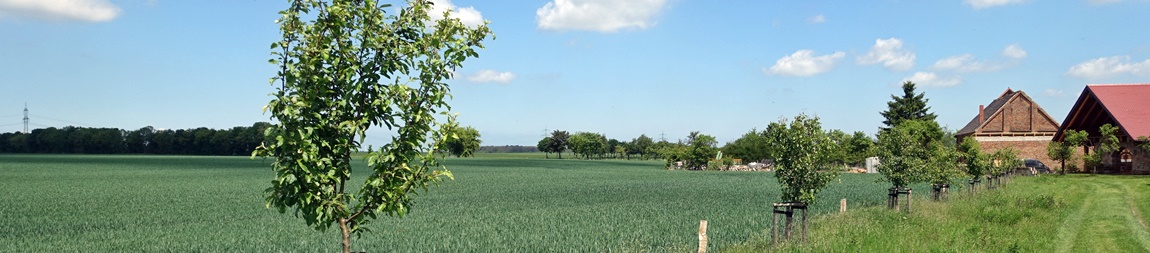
[1060, 159, 1066, 175]
[339, 218, 351, 253]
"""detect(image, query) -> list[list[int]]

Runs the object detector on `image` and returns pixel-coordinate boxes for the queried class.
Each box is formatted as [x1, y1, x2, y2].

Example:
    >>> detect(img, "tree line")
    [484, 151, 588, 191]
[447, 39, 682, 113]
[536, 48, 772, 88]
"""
[0, 123, 271, 155]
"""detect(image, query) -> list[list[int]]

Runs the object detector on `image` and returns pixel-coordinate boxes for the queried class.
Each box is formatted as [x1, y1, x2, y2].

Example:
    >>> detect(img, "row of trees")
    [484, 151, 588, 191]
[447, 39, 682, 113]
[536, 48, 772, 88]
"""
[0, 123, 271, 155]
[536, 130, 660, 160]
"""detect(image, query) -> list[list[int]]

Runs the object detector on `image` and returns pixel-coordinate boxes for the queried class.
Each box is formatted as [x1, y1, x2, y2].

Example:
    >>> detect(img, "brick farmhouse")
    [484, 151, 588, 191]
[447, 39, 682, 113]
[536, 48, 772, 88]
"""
[1054, 84, 1150, 173]
[955, 89, 1061, 167]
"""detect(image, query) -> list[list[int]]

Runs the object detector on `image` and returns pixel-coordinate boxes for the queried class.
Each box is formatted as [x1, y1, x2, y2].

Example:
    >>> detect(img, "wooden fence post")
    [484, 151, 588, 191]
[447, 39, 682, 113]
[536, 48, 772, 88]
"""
[698, 220, 708, 253]
[840, 198, 846, 213]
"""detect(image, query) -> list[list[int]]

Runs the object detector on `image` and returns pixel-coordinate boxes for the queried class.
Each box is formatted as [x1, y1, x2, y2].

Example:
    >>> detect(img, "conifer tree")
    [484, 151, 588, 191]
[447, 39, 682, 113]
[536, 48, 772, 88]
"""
[880, 81, 937, 130]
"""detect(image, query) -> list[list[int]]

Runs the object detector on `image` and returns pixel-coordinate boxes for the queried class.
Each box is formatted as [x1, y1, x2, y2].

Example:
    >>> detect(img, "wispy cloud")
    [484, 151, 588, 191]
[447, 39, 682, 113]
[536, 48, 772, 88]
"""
[1066, 55, 1150, 79]
[857, 38, 915, 71]
[765, 50, 845, 77]
[902, 72, 961, 87]
[536, 0, 667, 32]
[809, 14, 826, 24]
[1002, 44, 1028, 59]
[1043, 89, 1065, 97]
[467, 70, 517, 84]
[964, 0, 1029, 9]
[0, 0, 120, 22]
[932, 54, 1004, 72]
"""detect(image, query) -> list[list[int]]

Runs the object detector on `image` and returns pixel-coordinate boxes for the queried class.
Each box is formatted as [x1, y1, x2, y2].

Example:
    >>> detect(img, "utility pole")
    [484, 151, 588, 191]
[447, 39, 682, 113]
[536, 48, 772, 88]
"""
[22, 103, 29, 133]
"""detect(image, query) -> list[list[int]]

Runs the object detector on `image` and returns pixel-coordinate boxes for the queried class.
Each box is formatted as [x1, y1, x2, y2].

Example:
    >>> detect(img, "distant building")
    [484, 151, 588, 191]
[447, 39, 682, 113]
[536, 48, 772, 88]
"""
[1054, 84, 1150, 173]
[955, 88, 1061, 167]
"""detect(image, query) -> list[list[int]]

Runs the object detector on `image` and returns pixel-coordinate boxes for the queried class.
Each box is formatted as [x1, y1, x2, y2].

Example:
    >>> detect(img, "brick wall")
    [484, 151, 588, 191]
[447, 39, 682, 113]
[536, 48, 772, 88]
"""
[976, 138, 1054, 168]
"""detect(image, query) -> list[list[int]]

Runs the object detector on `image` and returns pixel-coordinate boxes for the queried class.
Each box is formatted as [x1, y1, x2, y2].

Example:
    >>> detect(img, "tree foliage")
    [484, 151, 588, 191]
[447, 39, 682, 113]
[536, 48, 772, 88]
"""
[722, 129, 772, 163]
[537, 137, 554, 158]
[568, 132, 608, 159]
[880, 81, 937, 130]
[876, 120, 945, 188]
[443, 125, 481, 157]
[958, 137, 987, 181]
[1056, 129, 1090, 174]
[764, 114, 839, 204]
[254, 0, 492, 251]
[0, 124, 270, 155]
[988, 148, 1021, 176]
[628, 134, 653, 159]
[1097, 123, 1121, 172]
[682, 131, 718, 170]
[547, 130, 569, 159]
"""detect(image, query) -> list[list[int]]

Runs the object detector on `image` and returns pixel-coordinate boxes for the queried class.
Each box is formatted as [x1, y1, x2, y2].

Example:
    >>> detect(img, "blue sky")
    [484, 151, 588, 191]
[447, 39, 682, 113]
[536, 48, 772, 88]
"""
[2, 0, 1150, 147]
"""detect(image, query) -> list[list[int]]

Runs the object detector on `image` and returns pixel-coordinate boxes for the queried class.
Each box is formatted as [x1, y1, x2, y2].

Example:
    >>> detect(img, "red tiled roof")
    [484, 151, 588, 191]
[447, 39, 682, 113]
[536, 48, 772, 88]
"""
[1088, 84, 1150, 138]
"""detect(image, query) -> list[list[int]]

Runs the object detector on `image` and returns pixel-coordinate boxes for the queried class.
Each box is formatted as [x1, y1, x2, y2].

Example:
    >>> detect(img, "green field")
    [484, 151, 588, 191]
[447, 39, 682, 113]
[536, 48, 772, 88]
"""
[1, 154, 920, 252]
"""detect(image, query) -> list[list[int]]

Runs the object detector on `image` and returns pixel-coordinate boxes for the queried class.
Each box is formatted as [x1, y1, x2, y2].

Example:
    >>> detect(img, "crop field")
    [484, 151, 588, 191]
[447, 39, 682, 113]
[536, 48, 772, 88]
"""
[1, 154, 930, 252]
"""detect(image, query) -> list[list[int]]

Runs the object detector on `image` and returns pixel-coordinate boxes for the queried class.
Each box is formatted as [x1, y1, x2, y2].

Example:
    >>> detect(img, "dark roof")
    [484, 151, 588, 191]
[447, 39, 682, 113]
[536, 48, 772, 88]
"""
[955, 89, 1017, 136]
[1055, 84, 1150, 140]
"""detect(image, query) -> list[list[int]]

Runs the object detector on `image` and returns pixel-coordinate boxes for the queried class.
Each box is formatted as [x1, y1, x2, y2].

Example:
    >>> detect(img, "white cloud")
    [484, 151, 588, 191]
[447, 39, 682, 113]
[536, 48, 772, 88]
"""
[467, 70, 516, 83]
[0, 0, 120, 22]
[428, 0, 485, 27]
[1066, 55, 1150, 79]
[809, 14, 826, 24]
[857, 38, 916, 71]
[1043, 89, 1065, 97]
[932, 54, 1003, 72]
[765, 50, 845, 77]
[536, 0, 667, 32]
[902, 72, 961, 87]
[1002, 44, 1028, 59]
[964, 0, 1028, 9]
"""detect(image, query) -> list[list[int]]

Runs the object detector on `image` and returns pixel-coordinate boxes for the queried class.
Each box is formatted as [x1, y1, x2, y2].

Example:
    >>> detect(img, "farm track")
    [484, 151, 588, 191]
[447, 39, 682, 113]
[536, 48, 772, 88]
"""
[1055, 178, 1150, 252]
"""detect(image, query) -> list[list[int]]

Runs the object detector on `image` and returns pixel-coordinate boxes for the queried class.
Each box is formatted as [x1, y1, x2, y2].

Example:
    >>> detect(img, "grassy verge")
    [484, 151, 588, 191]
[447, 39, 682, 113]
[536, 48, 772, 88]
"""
[726, 174, 1150, 252]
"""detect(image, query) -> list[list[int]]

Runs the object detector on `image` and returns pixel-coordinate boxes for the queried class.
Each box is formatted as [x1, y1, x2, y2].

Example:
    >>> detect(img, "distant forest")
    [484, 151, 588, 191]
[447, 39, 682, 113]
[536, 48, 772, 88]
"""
[477, 145, 538, 153]
[0, 123, 270, 155]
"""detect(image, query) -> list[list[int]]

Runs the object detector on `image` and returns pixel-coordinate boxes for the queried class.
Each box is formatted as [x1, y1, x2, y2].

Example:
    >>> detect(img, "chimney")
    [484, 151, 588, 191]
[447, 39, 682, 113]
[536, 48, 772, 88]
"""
[979, 105, 985, 124]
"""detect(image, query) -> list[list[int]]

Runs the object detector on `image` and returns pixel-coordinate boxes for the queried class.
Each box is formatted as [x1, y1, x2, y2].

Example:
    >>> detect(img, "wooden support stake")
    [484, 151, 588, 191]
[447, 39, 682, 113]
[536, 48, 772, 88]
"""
[840, 198, 846, 213]
[698, 220, 708, 253]
[907, 189, 913, 213]
[801, 207, 808, 243]
[772, 209, 779, 245]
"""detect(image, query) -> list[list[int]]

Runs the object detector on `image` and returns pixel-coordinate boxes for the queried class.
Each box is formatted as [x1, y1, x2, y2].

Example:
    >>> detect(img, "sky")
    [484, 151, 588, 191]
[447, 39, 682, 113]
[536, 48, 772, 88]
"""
[2, 0, 1150, 147]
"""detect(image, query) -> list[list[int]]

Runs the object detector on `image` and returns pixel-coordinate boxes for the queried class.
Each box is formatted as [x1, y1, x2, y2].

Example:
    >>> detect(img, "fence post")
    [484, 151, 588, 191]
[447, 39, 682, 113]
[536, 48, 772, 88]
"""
[698, 220, 708, 253]
[840, 198, 846, 213]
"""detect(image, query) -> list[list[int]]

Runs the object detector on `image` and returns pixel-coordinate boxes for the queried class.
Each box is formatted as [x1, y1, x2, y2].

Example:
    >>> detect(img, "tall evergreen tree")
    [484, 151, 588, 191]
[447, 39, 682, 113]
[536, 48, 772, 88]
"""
[880, 81, 937, 130]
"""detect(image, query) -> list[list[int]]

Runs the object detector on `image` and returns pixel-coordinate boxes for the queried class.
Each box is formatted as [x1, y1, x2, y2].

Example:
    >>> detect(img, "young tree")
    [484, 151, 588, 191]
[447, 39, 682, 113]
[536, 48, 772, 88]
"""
[568, 132, 606, 159]
[1046, 141, 1072, 176]
[255, 1, 492, 252]
[721, 129, 771, 163]
[684, 131, 719, 170]
[443, 125, 481, 157]
[1140, 136, 1150, 155]
[924, 141, 962, 200]
[630, 134, 653, 160]
[876, 120, 943, 189]
[537, 137, 554, 159]
[764, 114, 839, 204]
[988, 148, 1021, 187]
[880, 81, 937, 130]
[1083, 123, 1121, 174]
[549, 130, 569, 159]
[958, 138, 987, 185]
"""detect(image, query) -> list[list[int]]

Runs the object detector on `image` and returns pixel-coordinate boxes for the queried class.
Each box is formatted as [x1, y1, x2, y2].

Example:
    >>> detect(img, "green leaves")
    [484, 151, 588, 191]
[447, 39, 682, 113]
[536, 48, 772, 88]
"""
[765, 114, 839, 204]
[255, 0, 492, 251]
[876, 120, 947, 188]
